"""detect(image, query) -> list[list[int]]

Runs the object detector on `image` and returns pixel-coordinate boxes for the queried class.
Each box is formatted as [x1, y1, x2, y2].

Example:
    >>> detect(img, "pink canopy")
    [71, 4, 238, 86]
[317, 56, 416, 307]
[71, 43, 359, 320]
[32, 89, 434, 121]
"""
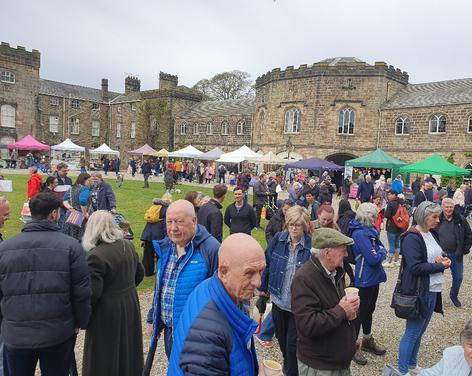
[8, 135, 50, 150]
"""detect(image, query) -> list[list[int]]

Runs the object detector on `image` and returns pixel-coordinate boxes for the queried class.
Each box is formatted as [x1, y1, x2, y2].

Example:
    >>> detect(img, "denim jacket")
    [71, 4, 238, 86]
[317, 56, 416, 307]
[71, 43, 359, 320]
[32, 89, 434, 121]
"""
[260, 231, 311, 299]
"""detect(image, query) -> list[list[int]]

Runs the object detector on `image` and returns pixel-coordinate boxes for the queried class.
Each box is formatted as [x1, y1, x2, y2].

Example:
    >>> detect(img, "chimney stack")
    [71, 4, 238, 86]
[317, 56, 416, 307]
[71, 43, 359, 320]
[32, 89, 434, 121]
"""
[125, 76, 141, 94]
[101, 78, 109, 101]
[159, 72, 178, 90]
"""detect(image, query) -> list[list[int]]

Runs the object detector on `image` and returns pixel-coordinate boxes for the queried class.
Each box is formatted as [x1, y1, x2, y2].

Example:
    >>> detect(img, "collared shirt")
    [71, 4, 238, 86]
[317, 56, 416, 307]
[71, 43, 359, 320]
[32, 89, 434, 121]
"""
[160, 242, 192, 327]
[321, 263, 337, 287]
[272, 238, 303, 312]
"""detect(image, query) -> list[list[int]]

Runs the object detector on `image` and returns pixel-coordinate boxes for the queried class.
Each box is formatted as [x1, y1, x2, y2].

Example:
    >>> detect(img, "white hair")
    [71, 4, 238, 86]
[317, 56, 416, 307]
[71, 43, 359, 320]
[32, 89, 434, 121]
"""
[82, 210, 124, 251]
[355, 203, 378, 227]
[311, 247, 324, 257]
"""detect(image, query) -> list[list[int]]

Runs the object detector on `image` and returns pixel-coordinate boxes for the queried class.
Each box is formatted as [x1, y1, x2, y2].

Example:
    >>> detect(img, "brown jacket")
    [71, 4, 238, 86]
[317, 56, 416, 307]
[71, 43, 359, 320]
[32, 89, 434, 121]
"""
[291, 255, 356, 370]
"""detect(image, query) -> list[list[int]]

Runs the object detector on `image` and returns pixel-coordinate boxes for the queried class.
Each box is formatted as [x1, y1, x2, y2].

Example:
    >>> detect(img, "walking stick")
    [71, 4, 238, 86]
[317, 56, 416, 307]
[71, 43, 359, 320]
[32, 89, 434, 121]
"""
[143, 341, 157, 376]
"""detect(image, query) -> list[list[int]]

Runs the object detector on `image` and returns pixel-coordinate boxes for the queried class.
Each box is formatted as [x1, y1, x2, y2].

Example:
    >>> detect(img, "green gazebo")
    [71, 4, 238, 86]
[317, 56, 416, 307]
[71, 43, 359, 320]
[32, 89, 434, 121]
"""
[345, 148, 407, 176]
[399, 153, 470, 176]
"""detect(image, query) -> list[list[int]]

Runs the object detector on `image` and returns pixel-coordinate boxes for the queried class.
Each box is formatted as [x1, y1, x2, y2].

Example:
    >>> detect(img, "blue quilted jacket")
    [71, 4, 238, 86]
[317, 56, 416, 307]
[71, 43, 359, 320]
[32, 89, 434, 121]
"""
[146, 224, 219, 349]
[168, 274, 259, 376]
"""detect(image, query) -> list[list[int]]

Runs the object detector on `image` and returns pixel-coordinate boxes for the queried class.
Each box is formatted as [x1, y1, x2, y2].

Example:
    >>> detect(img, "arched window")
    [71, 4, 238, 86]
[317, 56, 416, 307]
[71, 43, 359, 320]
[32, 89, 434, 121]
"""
[193, 123, 199, 135]
[221, 121, 228, 135]
[206, 122, 213, 135]
[0, 71, 15, 83]
[395, 116, 411, 135]
[429, 114, 446, 134]
[284, 108, 300, 133]
[236, 120, 245, 135]
[0, 105, 15, 128]
[180, 122, 187, 135]
[70, 118, 80, 134]
[338, 108, 355, 134]
[468, 115, 472, 133]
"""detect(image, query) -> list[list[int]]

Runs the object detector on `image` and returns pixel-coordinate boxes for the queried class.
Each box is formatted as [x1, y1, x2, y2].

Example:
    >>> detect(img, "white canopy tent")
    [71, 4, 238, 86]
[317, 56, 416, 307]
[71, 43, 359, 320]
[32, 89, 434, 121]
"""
[51, 138, 85, 152]
[259, 151, 288, 165]
[216, 145, 262, 163]
[168, 145, 203, 158]
[89, 143, 120, 156]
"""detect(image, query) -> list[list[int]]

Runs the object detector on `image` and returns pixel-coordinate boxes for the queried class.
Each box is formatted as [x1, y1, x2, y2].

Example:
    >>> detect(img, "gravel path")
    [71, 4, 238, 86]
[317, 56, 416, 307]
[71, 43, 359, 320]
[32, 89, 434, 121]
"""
[67, 255, 472, 376]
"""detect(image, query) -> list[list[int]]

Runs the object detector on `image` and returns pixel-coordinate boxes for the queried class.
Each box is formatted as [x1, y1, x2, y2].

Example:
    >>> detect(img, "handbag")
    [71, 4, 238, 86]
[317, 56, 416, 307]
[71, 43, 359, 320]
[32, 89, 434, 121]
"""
[390, 259, 421, 320]
[66, 210, 85, 227]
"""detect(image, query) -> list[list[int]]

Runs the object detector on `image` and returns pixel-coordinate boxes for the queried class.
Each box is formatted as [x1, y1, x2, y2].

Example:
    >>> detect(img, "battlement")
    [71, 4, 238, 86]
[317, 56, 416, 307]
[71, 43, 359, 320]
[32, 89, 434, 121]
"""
[255, 58, 409, 88]
[0, 42, 40, 69]
[125, 75, 140, 94]
[159, 71, 178, 90]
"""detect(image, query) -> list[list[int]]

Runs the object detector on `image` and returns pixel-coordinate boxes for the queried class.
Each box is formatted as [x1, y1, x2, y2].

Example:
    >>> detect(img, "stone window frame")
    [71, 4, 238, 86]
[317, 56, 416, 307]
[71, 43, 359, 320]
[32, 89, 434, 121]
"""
[130, 122, 136, 139]
[193, 123, 199, 135]
[92, 120, 100, 137]
[180, 122, 187, 135]
[50, 97, 60, 106]
[0, 71, 15, 84]
[428, 113, 447, 134]
[395, 116, 411, 136]
[71, 99, 81, 109]
[70, 118, 80, 134]
[236, 120, 245, 135]
[206, 122, 213, 135]
[337, 107, 355, 135]
[221, 121, 228, 135]
[116, 123, 121, 138]
[92, 103, 100, 111]
[49, 116, 59, 134]
[0, 104, 16, 128]
[284, 108, 301, 134]
[467, 115, 472, 133]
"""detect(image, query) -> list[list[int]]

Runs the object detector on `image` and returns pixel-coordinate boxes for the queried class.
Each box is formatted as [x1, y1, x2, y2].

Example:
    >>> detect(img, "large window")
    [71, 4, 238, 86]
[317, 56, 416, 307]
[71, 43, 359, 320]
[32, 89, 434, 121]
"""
[130, 122, 136, 138]
[116, 123, 121, 138]
[221, 121, 228, 135]
[236, 120, 245, 135]
[71, 99, 80, 109]
[92, 121, 100, 137]
[71, 118, 80, 134]
[284, 108, 301, 133]
[0, 71, 15, 84]
[180, 123, 187, 135]
[50, 97, 59, 106]
[395, 116, 411, 135]
[338, 107, 355, 135]
[206, 122, 213, 135]
[468, 116, 472, 133]
[0, 105, 15, 128]
[193, 123, 199, 135]
[49, 116, 59, 133]
[429, 114, 446, 134]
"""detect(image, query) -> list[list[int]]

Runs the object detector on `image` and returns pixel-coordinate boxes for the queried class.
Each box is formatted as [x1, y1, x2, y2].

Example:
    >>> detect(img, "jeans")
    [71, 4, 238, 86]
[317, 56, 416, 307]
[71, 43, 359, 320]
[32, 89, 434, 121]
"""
[447, 252, 463, 300]
[4, 335, 75, 376]
[398, 291, 437, 374]
[143, 173, 150, 188]
[257, 311, 275, 341]
[272, 304, 298, 376]
[387, 232, 401, 256]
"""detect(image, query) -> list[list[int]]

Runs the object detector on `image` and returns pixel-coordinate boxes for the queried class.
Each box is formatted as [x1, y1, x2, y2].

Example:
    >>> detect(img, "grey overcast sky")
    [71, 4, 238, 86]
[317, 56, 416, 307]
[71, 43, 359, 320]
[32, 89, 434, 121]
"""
[1, 0, 470, 93]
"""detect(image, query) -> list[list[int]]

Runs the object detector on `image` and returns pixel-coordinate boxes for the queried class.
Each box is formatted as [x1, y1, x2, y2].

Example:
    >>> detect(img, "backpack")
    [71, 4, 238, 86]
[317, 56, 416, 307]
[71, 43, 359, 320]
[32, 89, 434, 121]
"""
[392, 203, 410, 231]
[144, 204, 162, 223]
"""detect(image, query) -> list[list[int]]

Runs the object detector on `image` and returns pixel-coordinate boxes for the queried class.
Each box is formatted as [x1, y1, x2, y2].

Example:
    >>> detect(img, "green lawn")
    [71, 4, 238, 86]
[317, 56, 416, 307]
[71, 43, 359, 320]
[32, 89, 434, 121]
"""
[1, 174, 269, 291]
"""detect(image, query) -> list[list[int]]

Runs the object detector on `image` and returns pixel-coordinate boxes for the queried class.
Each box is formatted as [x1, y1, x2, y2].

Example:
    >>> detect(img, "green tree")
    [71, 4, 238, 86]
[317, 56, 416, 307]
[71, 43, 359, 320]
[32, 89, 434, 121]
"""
[193, 70, 255, 100]
[441, 153, 463, 186]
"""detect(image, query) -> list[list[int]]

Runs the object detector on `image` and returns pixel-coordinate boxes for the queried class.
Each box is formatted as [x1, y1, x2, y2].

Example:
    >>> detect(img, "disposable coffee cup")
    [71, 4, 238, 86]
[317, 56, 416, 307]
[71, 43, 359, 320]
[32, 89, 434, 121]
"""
[263, 360, 282, 375]
[344, 287, 359, 301]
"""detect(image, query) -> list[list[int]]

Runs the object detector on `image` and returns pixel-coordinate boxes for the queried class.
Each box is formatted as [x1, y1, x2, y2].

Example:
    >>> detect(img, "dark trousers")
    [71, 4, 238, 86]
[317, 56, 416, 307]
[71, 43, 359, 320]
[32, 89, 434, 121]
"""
[218, 174, 225, 184]
[142, 241, 157, 276]
[4, 335, 76, 376]
[272, 304, 298, 376]
[198, 174, 204, 184]
[254, 204, 263, 228]
[143, 173, 150, 188]
[356, 284, 380, 337]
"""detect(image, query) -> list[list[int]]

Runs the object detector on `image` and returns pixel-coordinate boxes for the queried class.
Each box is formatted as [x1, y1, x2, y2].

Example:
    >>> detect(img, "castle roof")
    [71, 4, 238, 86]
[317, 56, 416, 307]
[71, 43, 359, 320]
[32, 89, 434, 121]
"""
[382, 78, 472, 109]
[175, 98, 255, 118]
[39, 79, 121, 103]
[316, 57, 367, 66]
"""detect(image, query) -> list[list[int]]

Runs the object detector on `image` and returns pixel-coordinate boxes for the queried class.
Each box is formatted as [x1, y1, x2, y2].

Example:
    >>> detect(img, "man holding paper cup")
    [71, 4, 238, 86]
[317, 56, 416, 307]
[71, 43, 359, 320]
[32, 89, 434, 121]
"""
[291, 227, 359, 376]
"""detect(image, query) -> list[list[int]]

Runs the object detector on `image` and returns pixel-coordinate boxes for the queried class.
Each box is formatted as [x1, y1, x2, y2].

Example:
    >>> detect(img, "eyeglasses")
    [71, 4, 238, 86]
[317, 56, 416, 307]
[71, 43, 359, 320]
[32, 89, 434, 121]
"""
[288, 223, 303, 228]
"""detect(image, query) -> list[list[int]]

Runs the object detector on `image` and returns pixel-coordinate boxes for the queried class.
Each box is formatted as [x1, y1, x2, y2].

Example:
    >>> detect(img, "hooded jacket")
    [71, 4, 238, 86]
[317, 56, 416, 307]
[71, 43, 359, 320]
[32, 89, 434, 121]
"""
[27, 172, 42, 200]
[437, 211, 472, 259]
[349, 219, 387, 288]
[0, 220, 91, 348]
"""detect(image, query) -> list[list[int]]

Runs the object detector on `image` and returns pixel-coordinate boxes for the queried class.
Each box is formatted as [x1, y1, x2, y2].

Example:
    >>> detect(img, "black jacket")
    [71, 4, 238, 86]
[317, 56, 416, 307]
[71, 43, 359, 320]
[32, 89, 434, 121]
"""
[0, 220, 91, 348]
[438, 212, 472, 259]
[224, 202, 256, 235]
[336, 210, 356, 236]
[267, 178, 277, 195]
[96, 181, 116, 211]
[253, 181, 268, 206]
[197, 199, 224, 243]
[140, 203, 168, 242]
[384, 199, 402, 234]
[265, 211, 284, 244]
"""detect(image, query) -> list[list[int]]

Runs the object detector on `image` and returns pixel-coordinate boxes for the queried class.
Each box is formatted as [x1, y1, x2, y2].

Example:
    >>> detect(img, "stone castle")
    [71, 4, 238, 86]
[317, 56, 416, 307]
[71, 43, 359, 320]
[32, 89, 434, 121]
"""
[2, 43, 472, 168]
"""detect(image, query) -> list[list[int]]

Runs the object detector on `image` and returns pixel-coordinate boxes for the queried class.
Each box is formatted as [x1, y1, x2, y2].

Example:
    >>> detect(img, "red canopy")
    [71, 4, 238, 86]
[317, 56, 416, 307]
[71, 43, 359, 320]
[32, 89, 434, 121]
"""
[8, 135, 50, 150]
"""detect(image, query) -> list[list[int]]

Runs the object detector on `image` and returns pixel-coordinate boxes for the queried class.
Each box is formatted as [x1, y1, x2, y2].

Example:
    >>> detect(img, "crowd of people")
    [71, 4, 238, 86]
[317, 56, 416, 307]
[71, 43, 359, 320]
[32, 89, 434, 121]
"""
[4, 162, 472, 376]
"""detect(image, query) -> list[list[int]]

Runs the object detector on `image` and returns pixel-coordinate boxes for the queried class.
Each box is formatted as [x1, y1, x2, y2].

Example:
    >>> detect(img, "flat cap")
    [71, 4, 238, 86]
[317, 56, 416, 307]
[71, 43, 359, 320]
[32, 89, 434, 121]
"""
[312, 227, 354, 249]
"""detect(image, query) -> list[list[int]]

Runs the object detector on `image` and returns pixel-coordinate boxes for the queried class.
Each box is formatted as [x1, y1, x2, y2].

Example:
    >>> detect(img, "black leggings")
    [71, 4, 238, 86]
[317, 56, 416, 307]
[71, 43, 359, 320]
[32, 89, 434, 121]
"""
[272, 304, 298, 376]
[356, 284, 380, 337]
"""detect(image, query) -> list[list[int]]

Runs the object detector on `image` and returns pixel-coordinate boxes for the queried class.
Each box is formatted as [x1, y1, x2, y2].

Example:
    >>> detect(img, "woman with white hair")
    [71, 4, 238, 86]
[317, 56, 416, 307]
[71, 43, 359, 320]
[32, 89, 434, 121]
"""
[82, 210, 144, 376]
[349, 202, 388, 366]
[397, 201, 451, 375]
[453, 184, 467, 214]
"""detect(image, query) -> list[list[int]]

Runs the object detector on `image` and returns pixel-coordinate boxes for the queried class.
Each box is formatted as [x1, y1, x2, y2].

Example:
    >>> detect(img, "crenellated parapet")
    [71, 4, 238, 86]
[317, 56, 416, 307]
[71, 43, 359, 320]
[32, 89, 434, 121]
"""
[0, 42, 40, 69]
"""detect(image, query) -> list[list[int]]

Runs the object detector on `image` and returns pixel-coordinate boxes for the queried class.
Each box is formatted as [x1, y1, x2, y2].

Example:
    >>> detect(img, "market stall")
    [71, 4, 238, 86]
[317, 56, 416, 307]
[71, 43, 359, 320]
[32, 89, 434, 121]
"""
[345, 148, 406, 180]
[168, 145, 203, 159]
[399, 153, 470, 177]
[128, 144, 159, 157]
[7, 135, 50, 169]
[216, 145, 261, 163]
[199, 147, 224, 161]
[51, 138, 85, 170]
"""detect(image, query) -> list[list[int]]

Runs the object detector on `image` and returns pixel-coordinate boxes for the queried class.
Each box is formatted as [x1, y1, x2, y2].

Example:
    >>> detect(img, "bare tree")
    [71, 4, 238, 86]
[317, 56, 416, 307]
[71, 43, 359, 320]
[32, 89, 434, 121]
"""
[193, 70, 255, 100]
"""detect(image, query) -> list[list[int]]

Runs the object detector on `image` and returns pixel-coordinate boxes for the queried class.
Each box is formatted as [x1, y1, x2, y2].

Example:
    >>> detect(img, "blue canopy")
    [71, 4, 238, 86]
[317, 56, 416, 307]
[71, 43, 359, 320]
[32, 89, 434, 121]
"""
[284, 157, 344, 171]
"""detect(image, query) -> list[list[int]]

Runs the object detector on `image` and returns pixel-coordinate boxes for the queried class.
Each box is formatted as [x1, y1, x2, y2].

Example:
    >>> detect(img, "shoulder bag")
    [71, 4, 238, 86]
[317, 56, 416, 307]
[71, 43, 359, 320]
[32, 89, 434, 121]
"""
[390, 258, 421, 320]
[66, 210, 85, 227]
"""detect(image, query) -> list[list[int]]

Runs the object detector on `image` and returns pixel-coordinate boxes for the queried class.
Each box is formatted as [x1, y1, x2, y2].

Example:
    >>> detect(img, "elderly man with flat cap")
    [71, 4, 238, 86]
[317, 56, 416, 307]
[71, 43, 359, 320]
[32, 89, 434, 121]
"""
[291, 227, 360, 376]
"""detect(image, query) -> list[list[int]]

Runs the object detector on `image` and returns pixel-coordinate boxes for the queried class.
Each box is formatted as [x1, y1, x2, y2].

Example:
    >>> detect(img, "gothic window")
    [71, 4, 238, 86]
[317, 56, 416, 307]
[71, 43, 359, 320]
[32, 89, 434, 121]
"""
[49, 116, 59, 133]
[395, 116, 411, 135]
[92, 103, 100, 110]
[468, 116, 472, 133]
[92, 121, 100, 137]
[221, 121, 228, 135]
[236, 120, 245, 135]
[0, 105, 15, 128]
[0, 71, 15, 83]
[50, 97, 59, 106]
[193, 123, 199, 135]
[71, 118, 80, 134]
[116, 123, 121, 138]
[429, 114, 446, 134]
[338, 108, 355, 135]
[284, 108, 301, 133]
[180, 123, 187, 135]
[71, 99, 80, 109]
[206, 122, 213, 135]
[130, 122, 136, 138]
